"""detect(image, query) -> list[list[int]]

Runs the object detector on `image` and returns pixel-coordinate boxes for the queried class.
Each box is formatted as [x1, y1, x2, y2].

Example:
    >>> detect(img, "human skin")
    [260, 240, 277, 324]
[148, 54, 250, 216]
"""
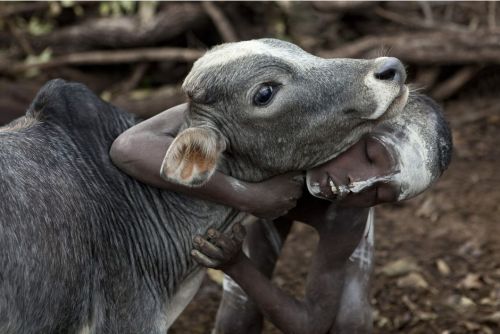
[110, 103, 413, 334]
[110, 103, 304, 221]
[192, 134, 404, 334]
[111, 93, 451, 333]
[194, 93, 452, 333]
[110, 104, 402, 219]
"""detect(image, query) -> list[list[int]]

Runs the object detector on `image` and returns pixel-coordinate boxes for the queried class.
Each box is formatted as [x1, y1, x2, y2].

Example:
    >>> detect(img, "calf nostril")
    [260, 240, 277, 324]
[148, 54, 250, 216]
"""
[373, 57, 406, 84]
[375, 68, 396, 81]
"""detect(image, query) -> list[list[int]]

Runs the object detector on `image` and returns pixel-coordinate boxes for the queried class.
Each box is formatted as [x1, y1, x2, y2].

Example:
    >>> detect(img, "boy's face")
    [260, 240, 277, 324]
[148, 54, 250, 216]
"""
[306, 134, 401, 207]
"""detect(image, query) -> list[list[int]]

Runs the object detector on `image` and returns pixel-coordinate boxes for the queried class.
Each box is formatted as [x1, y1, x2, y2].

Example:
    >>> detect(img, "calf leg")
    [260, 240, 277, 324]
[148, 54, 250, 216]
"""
[333, 208, 375, 334]
[213, 217, 293, 334]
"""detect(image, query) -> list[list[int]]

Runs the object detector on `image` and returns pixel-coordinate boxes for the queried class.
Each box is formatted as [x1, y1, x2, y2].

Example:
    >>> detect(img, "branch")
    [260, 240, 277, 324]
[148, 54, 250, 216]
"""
[432, 66, 481, 100]
[202, 2, 238, 42]
[0, 47, 204, 75]
[319, 30, 500, 64]
[0, 2, 52, 18]
[27, 3, 208, 52]
[374, 6, 467, 32]
[112, 85, 185, 119]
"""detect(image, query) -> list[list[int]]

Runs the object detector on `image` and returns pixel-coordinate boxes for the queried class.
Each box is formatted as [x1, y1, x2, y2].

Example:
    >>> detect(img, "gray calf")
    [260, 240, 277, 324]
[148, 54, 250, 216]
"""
[0, 38, 407, 333]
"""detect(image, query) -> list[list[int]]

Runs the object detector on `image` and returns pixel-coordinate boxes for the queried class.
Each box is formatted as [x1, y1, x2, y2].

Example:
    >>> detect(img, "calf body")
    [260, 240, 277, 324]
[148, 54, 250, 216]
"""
[0, 80, 232, 333]
[0, 38, 409, 333]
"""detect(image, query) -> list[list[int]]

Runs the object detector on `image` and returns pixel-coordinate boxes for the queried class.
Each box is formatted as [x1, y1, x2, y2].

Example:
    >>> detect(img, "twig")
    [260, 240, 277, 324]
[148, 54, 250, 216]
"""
[111, 63, 150, 95]
[444, 3, 455, 21]
[202, 2, 238, 42]
[432, 66, 482, 100]
[0, 47, 204, 75]
[414, 67, 440, 90]
[0, 1, 94, 18]
[374, 7, 466, 32]
[0, 2, 51, 18]
[6, 20, 34, 56]
[418, 1, 434, 25]
[112, 85, 185, 119]
[27, 3, 207, 53]
[450, 103, 499, 127]
[311, 1, 376, 12]
[319, 30, 500, 64]
[488, 1, 497, 31]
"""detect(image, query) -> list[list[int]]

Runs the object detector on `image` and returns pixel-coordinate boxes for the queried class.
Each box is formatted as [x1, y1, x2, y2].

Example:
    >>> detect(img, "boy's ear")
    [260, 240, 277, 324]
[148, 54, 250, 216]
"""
[160, 127, 226, 187]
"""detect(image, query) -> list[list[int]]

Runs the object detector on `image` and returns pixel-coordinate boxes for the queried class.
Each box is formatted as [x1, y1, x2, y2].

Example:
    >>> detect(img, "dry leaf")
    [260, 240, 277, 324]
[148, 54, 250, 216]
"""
[436, 259, 451, 276]
[381, 258, 420, 277]
[458, 273, 482, 290]
[397, 272, 429, 290]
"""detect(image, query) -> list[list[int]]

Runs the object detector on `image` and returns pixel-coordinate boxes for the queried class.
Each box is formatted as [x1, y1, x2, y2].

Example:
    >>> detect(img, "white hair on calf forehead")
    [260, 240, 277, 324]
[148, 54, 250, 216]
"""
[189, 39, 313, 73]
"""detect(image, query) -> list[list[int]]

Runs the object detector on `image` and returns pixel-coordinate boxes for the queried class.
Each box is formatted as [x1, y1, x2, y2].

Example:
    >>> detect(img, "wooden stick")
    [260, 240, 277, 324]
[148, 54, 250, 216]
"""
[202, 2, 238, 42]
[0, 2, 52, 18]
[374, 7, 466, 32]
[16, 3, 208, 53]
[432, 66, 482, 100]
[0, 47, 204, 75]
[319, 31, 500, 64]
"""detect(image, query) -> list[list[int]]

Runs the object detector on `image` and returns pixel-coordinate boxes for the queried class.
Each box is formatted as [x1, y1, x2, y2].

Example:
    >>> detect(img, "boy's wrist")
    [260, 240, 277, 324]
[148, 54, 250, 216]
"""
[223, 252, 250, 277]
[232, 182, 259, 213]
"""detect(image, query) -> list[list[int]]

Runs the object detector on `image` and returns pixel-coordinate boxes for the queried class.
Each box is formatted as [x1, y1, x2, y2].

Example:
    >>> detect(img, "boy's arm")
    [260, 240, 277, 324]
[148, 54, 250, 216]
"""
[110, 104, 303, 219]
[192, 207, 369, 334]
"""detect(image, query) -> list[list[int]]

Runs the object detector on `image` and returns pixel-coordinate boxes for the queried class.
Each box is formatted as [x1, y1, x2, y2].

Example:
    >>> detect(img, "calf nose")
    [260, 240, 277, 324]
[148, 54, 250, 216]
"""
[374, 57, 406, 85]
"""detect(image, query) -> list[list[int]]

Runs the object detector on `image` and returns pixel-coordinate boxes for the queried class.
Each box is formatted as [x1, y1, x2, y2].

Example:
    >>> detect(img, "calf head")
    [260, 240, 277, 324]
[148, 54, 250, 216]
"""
[162, 38, 409, 186]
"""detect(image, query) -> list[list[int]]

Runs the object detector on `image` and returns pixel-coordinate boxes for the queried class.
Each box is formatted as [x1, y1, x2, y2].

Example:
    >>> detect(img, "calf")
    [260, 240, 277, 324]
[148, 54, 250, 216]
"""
[0, 38, 407, 333]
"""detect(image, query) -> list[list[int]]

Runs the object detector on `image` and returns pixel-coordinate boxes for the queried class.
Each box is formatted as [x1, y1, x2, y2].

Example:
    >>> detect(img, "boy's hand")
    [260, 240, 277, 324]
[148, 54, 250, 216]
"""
[241, 172, 304, 220]
[192, 222, 247, 271]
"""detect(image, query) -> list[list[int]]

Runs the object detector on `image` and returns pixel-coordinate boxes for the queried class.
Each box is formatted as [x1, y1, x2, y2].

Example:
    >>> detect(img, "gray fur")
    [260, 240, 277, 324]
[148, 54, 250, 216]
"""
[0, 80, 235, 334]
[0, 38, 409, 333]
[181, 39, 408, 182]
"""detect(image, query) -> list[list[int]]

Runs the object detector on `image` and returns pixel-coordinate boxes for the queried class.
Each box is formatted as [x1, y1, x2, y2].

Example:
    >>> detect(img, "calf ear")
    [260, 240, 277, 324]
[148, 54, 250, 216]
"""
[160, 127, 226, 187]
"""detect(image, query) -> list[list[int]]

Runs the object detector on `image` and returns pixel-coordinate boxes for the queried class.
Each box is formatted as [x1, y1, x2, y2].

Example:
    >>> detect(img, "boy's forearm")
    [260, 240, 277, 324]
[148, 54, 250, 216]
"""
[110, 130, 252, 210]
[224, 256, 330, 334]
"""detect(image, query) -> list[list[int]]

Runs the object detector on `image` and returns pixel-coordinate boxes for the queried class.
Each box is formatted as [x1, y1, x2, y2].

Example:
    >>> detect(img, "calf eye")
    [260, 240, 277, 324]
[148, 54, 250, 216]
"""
[253, 84, 277, 106]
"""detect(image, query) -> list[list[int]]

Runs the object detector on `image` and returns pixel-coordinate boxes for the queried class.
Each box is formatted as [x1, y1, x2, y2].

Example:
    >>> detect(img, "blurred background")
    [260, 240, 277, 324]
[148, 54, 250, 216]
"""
[0, 1, 498, 333]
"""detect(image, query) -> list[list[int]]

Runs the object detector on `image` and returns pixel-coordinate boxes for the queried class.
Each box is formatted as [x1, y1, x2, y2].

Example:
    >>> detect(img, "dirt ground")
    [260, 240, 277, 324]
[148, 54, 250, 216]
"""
[171, 98, 500, 334]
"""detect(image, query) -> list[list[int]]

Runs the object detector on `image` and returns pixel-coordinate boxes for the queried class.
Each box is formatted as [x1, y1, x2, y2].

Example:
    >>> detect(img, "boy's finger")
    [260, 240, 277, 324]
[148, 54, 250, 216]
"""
[192, 237, 225, 260]
[191, 249, 219, 268]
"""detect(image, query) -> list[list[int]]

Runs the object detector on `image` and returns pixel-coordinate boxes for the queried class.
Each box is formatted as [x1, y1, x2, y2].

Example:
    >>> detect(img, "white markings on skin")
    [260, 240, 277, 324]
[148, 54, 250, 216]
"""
[347, 171, 399, 194]
[349, 208, 374, 270]
[305, 173, 321, 196]
[376, 123, 433, 200]
[222, 274, 248, 303]
[229, 179, 248, 193]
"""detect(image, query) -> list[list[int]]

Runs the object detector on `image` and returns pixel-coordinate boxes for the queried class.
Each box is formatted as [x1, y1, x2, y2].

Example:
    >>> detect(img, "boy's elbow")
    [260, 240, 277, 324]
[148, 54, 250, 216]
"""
[110, 133, 135, 170]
